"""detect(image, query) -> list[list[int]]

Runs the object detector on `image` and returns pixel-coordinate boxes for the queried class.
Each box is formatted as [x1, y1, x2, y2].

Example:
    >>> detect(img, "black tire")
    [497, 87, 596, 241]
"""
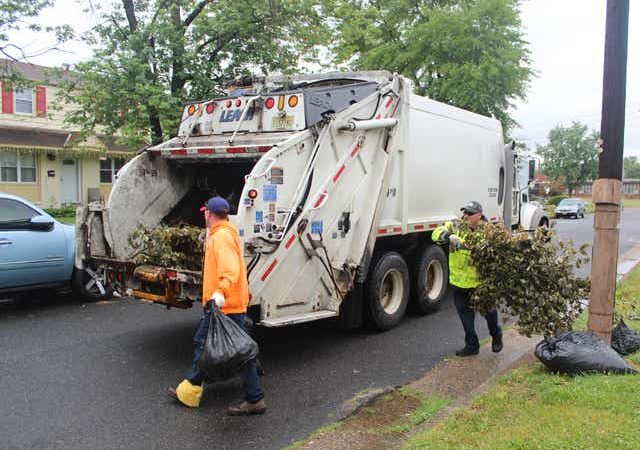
[72, 265, 114, 302]
[365, 252, 410, 331]
[410, 245, 449, 315]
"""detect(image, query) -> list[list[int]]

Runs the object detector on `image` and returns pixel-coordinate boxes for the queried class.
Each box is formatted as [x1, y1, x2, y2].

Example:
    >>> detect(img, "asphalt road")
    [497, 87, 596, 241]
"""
[553, 207, 640, 277]
[2, 208, 640, 450]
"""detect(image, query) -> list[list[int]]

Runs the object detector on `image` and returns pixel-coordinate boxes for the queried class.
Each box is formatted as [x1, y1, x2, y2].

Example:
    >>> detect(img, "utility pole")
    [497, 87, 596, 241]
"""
[588, 0, 629, 344]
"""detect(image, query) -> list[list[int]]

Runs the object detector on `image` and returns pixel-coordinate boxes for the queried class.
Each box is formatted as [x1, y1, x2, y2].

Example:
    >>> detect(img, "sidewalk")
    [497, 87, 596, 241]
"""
[288, 329, 538, 450]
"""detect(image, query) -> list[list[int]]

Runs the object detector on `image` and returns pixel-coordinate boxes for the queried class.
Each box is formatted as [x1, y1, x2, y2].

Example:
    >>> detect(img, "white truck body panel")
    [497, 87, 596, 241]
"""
[379, 94, 504, 232]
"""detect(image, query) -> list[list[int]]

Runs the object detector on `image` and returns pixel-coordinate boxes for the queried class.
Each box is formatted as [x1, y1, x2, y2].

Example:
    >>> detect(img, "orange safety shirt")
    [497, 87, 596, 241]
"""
[201, 220, 249, 314]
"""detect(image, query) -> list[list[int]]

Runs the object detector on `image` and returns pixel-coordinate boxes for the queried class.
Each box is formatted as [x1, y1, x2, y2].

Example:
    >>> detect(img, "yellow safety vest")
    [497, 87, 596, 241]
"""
[432, 221, 481, 289]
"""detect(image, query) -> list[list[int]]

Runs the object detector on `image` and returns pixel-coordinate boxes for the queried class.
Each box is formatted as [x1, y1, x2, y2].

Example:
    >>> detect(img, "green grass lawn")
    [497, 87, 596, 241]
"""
[405, 265, 640, 450]
[56, 216, 76, 225]
[404, 364, 640, 450]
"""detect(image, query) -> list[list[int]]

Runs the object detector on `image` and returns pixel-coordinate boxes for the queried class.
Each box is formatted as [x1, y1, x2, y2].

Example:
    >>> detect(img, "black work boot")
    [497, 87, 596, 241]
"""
[455, 346, 480, 357]
[227, 399, 266, 416]
[492, 335, 504, 353]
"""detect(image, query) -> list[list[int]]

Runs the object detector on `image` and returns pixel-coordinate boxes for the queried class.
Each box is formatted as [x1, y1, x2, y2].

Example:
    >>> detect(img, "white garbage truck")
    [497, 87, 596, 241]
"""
[75, 71, 541, 330]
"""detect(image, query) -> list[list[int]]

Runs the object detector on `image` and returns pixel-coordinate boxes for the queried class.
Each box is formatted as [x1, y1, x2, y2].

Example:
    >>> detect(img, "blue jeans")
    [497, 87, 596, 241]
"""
[452, 286, 502, 350]
[186, 310, 264, 404]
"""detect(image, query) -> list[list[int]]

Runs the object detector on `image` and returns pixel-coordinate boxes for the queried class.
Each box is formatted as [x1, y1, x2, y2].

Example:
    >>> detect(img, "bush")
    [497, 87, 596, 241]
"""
[461, 222, 590, 337]
[546, 195, 568, 206]
[44, 206, 78, 217]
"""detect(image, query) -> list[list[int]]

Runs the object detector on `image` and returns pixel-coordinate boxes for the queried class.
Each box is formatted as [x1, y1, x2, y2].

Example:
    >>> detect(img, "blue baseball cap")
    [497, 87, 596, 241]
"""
[200, 196, 230, 214]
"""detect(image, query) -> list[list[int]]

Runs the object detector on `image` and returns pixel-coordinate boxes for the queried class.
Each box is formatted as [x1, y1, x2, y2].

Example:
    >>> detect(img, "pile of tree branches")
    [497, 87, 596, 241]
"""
[461, 222, 590, 337]
[128, 224, 205, 271]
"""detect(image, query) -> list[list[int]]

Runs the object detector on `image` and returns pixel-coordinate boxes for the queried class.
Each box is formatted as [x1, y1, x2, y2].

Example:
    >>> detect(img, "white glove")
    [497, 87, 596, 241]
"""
[449, 234, 462, 246]
[210, 291, 226, 308]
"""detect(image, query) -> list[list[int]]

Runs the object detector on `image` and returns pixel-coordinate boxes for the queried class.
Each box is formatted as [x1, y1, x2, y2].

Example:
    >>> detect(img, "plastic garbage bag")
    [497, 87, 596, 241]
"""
[198, 307, 259, 382]
[611, 319, 640, 356]
[534, 331, 636, 375]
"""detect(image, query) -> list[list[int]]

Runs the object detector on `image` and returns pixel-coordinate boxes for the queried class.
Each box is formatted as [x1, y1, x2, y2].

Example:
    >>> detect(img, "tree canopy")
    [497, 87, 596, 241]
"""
[537, 122, 600, 194]
[0, 0, 72, 80]
[58, 0, 534, 148]
[57, 0, 328, 147]
[325, 0, 534, 131]
[624, 156, 640, 179]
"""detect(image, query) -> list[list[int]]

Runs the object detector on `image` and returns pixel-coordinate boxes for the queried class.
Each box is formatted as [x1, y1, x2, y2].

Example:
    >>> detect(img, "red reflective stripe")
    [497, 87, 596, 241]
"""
[378, 228, 387, 235]
[333, 165, 346, 183]
[375, 113, 381, 119]
[385, 97, 393, 109]
[428, 223, 438, 229]
[171, 149, 187, 155]
[313, 192, 327, 208]
[258, 146, 272, 152]
[285, 235, 296, 249]
[261, 259, 279, 282]
[414, 224, 425, 230]
[392, 227, 402, 233]
[227, 147, 247, 153]
[351, 146, 360, 157]
[490, 217, 497, 221]
[198, 148, 215, 154]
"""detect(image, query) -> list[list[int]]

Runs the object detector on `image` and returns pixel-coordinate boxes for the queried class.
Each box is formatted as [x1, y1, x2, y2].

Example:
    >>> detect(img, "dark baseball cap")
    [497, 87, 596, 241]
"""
[200, 196, 230, 214]
[461, 201, 483, 215]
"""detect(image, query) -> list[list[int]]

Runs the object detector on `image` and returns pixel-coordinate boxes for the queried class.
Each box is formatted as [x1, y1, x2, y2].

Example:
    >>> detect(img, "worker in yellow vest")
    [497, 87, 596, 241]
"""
[432, 201, 503, 356]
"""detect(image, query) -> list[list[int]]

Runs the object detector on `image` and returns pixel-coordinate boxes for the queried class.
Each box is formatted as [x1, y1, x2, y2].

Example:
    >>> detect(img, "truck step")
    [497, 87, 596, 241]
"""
[260, 310, 338, 327]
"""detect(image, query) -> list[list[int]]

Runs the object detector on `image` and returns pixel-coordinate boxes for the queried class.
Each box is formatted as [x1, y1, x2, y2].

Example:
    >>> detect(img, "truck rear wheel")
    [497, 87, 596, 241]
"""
[410, 245, 448, 314]
[365, 252, 409, 331]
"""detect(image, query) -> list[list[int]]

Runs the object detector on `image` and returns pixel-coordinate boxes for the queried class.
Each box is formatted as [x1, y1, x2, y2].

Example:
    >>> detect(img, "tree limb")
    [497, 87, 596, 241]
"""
[122, 0, 138, 33]
[183, 0, 211, 28]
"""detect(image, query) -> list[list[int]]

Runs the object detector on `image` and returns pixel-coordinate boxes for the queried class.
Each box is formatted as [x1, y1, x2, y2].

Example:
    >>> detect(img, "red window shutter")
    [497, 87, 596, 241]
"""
[1, 81, 14, 114]
[36, 86, 47, 117]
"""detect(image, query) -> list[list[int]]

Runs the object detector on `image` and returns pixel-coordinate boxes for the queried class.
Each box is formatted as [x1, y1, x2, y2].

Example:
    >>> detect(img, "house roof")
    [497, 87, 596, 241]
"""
[0, 58, 77, 85]
[0, 126, 133, 153]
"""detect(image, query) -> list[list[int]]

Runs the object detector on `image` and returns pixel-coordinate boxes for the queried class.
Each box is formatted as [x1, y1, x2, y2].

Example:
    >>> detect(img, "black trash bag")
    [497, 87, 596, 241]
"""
[534, 331, 637, 375]
[198, 307, 259, 382]
[611, 319, 640, 356]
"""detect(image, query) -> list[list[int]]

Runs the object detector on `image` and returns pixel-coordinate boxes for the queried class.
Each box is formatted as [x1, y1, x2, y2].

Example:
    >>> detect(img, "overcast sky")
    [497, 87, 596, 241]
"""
[6, 0, 640, 157]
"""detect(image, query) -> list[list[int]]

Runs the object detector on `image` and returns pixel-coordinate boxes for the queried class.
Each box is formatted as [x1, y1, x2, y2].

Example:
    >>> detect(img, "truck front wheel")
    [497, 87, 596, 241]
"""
[410, 245, 448, 314]
[365, 252, 409, 331]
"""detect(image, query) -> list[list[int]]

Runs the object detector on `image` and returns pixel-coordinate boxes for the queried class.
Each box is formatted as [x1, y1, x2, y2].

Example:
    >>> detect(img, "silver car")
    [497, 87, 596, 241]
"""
[555, 198, 586, 219]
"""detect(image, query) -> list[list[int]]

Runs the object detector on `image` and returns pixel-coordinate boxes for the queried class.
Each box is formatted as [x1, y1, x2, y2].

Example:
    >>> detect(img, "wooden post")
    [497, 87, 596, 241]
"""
[587, 0, 629, 344]
[588, 179, 621, 342]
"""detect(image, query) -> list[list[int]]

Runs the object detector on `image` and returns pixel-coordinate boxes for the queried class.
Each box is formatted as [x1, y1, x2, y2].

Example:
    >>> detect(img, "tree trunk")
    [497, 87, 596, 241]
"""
[149, 107, 163, 144]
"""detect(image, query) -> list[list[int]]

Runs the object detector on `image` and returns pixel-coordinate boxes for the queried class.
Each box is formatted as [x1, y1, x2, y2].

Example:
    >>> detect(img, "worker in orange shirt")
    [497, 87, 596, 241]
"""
[169, 196, 265, 415]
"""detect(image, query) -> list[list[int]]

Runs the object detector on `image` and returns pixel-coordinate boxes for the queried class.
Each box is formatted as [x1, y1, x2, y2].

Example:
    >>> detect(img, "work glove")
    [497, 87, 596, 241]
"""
[204, 291, 226, 313]
[449, 234, 462, 251]
[210, 291, 226, 308]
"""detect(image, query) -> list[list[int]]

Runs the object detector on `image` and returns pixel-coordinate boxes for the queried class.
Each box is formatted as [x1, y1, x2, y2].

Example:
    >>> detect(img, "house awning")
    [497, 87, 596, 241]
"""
[0, 126, 135, 158]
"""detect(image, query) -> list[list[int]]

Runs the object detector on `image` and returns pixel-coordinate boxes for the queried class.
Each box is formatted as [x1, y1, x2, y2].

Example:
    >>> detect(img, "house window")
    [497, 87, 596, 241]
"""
[0, 152, 37, 183]
[100, 157, 125, 183]
[14, 89, 34, 114]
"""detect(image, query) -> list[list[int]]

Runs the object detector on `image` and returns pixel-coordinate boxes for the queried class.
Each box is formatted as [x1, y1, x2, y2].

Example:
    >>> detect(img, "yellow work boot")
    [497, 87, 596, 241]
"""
[169, 379, 203, 408]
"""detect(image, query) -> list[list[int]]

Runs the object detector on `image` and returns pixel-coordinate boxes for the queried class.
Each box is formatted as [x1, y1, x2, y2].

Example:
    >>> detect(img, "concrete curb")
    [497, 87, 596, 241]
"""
[617, 242, 640, 282]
